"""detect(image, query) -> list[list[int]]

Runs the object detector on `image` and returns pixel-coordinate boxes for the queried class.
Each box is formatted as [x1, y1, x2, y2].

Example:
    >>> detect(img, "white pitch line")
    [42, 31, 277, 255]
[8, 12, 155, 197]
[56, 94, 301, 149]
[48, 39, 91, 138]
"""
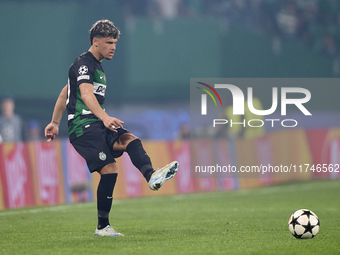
[0, 203, 95, 217]
[0, 195, 188, 217]
[0, 180, 338, 216]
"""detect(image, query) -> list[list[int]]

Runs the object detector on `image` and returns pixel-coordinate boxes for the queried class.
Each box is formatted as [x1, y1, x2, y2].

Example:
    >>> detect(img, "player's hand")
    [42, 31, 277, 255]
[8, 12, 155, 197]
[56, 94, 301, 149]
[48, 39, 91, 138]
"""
[103, 117, 124, 132]
[45, 122, 59, 142]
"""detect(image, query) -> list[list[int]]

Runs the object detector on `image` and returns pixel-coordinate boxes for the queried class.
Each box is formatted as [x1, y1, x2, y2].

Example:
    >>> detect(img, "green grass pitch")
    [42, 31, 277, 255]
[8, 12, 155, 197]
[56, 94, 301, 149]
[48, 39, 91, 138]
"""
[0, 180, 339, 255]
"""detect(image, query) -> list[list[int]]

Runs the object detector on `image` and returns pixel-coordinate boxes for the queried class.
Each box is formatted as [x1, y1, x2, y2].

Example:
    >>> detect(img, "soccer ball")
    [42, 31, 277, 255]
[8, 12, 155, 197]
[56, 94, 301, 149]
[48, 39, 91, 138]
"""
[288, 209, 320, 239]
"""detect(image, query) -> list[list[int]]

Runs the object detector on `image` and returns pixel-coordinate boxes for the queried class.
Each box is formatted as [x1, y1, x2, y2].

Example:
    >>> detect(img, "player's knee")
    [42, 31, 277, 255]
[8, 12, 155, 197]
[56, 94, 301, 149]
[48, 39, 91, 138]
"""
[98, 162, 118, 175]
[113, 133, 138, 151]
[119, 133, 138, 146]
[125, 133, 138, 143]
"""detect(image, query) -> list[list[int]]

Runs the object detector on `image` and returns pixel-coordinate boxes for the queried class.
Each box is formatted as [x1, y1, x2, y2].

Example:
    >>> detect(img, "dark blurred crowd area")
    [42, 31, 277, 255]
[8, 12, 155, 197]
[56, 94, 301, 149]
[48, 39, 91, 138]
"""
[119, 0, 340, 60]
[2, 0, 338, 143]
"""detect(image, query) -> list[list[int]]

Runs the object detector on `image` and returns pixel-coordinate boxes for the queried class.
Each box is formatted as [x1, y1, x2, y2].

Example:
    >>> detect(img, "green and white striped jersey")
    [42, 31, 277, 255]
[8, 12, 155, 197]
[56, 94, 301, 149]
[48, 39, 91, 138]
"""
[67, 51, 107, 141]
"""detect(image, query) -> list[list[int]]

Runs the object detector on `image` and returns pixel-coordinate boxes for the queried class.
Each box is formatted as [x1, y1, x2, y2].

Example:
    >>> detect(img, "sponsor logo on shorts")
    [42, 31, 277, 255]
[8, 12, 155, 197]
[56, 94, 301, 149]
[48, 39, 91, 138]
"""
[99, 151, 107, 161]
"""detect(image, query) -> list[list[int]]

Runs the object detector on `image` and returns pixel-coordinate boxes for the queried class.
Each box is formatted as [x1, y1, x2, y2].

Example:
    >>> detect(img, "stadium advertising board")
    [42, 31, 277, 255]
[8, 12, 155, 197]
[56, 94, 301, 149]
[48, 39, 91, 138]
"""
[0, 143, 35, 208]
[62, 140, 93, 203]
[306, 129, 340, 179]
[29, 141, 65, 206]
[119, 153, 144, 198]
[168, 140, 196, 194]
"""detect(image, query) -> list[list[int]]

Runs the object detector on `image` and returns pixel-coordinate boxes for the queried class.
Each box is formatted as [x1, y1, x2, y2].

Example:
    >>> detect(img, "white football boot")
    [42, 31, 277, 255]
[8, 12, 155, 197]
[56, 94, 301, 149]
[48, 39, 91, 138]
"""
[95, 225, 124, 237]
[148, 161, 179, 191]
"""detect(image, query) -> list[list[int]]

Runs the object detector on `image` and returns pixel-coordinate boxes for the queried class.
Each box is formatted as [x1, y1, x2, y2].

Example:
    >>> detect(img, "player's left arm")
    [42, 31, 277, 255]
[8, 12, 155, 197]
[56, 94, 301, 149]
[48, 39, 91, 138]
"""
[45, 85, 68, 142]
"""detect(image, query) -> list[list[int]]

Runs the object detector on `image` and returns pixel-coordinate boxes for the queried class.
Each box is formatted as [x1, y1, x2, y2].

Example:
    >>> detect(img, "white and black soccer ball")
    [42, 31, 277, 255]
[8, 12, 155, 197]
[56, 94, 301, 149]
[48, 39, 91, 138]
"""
[78, 65, 88, 75]
[288, 209, 320, 239]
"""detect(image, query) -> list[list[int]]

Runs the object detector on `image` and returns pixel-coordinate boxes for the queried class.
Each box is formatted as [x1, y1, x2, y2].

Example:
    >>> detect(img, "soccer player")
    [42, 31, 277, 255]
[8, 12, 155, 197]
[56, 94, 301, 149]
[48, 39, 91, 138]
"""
[44, 19, 179, 237]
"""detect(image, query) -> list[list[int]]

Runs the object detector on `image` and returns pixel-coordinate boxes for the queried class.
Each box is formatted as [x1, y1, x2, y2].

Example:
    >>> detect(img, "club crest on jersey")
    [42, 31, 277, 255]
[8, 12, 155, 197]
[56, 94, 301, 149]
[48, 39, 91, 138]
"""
[99, 151, 107, 161]
[78, 65, 88, 75]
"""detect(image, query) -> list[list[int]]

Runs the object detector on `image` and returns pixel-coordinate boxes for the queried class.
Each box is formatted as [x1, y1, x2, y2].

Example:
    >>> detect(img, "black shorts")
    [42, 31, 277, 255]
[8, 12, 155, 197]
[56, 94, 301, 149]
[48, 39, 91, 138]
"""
[70, 121, 129, 172]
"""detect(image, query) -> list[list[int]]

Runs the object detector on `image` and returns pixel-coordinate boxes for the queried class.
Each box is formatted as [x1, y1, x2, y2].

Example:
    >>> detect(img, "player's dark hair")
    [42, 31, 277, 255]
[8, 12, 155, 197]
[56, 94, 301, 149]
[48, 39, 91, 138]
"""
[89, 19, 120, 45]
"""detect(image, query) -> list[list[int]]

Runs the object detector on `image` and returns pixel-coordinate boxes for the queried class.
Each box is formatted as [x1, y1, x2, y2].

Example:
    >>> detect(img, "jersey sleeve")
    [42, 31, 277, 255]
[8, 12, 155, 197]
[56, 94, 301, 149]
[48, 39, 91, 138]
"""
[75, 59, 95, 87]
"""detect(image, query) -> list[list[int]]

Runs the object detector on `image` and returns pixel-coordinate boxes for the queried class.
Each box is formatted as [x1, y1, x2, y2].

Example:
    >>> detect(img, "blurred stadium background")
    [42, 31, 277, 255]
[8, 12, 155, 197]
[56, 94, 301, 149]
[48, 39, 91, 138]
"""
[1, 0, 340, 139]
[0, 0, 340, 210]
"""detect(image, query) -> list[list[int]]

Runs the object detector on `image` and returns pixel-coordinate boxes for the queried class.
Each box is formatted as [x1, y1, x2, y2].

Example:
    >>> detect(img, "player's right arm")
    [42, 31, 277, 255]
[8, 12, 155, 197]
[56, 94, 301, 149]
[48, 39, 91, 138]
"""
[45, 84, 68, 142]
[79, 83, 124, 132]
